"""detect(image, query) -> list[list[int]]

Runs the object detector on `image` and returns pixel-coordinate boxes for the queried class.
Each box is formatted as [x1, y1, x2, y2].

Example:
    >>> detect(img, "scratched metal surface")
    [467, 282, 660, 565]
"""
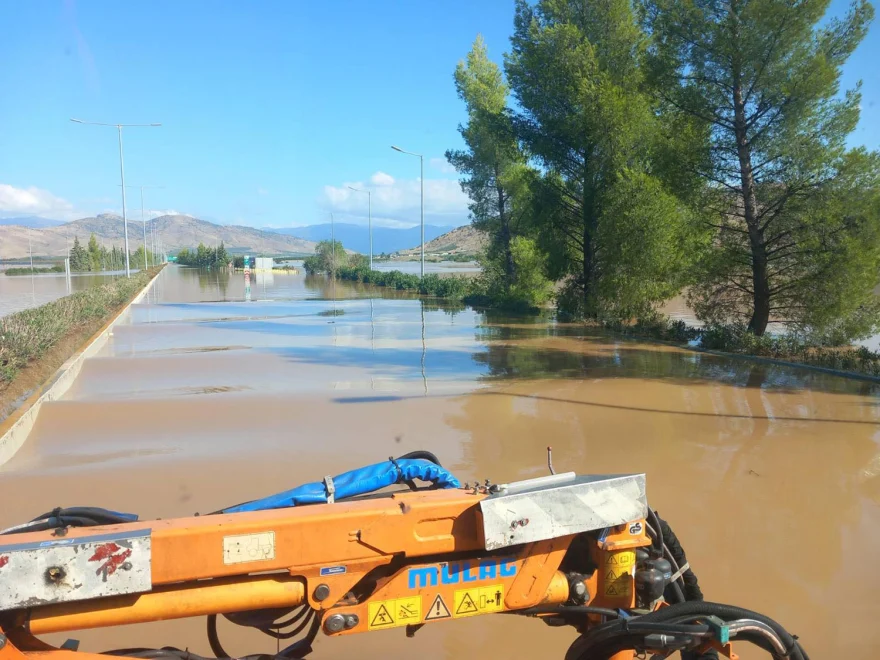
[0, 530, 151, 611]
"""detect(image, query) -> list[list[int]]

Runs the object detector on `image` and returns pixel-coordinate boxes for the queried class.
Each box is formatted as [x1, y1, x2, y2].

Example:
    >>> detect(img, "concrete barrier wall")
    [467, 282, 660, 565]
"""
[0, 270, 162, 467]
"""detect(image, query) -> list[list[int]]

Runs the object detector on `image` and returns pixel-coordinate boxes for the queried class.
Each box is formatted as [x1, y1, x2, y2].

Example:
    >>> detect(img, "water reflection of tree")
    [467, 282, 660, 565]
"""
[197, 267, 230, 299]
[445, 360, 880, 640]
[471, 337, 880, 396]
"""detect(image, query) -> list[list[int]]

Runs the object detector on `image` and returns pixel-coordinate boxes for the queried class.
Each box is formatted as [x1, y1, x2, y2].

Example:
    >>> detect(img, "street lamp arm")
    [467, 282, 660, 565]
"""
[70, 118, 162, 127]
[391, 145, 423, 158]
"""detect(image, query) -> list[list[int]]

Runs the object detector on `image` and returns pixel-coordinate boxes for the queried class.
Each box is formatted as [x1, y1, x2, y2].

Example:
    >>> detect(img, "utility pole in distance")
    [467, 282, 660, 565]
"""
[71, 118, 161, 277]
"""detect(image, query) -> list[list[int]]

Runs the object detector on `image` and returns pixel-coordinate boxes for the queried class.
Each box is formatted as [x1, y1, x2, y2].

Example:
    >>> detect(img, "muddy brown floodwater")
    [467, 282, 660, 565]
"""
[2, 265, 879, 658]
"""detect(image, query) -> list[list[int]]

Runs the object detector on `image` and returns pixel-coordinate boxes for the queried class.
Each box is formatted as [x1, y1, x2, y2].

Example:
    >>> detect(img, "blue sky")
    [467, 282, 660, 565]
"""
[0, 0, 877, 230]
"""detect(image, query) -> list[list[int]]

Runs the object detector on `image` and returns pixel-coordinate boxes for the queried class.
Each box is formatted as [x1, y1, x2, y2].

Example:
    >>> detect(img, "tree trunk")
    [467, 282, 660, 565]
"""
[732, 81, 771, 335]
[495, 172, 515, 289]
[582, 191, 595, 314]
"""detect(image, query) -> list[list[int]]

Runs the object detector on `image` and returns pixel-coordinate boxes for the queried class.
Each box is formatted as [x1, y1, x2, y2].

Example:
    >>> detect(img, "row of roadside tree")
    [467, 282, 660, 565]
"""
[69, 234, 160, 272]
[447, 0, 879, 343]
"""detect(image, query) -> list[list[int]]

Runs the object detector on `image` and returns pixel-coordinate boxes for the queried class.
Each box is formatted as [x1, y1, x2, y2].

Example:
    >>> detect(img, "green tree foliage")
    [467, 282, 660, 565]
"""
[176, 243, 228, 268]
[478, 236, 554, 310]
[644, 0, 880, 337]
[216, 242, 229, 267]
[87, 234, 101, 271]
[303, 240, 350, 274]
[446, 36, 529, 295]
[504, 0, 698, 320]
[69, 237, 89, 271]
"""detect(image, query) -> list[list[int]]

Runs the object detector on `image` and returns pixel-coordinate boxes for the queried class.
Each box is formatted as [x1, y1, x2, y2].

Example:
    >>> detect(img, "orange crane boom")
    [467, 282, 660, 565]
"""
[0, 464, 802, 660]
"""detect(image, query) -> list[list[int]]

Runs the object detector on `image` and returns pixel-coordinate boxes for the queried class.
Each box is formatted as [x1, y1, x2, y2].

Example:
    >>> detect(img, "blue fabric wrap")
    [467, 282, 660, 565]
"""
[222, 459, 461, 513]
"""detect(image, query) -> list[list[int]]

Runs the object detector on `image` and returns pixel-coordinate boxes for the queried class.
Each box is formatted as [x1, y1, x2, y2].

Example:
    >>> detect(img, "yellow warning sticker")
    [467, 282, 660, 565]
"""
[604, 551, 634, 597]
[453, 584, 504, 618]
[367, 595, 422, 630]
[424, 594, 452, 621]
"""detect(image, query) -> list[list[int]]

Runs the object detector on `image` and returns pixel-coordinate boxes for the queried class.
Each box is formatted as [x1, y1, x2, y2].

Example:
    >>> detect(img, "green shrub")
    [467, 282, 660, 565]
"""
[0, 268, 160, 385]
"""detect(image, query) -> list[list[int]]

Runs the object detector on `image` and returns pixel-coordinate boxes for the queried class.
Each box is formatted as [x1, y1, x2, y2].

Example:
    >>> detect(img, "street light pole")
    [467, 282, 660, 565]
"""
[347, 186, 373, 270]
[140, 186, 148, 268]
[391, 145, 425, 278]
[71, 119, 161, 278]
[330, 212, 336, 276]
[124, 185, 164, 270]
[117, 126, 130, 276]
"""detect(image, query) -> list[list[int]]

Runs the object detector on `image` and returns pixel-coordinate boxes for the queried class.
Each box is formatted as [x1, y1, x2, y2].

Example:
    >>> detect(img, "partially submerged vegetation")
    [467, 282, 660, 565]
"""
[307, 238, 551, 312]
[69, 234, 160, 272]
[0, 267, 161, 387]
[4, 265, 64, 276]
[438, 0, 880, 352]
[602, 314, 880, 378]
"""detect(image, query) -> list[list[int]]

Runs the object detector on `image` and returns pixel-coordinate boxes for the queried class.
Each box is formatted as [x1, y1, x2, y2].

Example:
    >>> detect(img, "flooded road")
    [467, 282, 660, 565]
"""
[0, 270, 131, 318]
[1, 265, 879, 658]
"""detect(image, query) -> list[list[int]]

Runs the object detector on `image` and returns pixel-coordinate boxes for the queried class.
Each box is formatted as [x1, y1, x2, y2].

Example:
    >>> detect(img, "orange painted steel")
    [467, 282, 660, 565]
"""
[28, 575, 306, 635]
[0, 487, 665, 660]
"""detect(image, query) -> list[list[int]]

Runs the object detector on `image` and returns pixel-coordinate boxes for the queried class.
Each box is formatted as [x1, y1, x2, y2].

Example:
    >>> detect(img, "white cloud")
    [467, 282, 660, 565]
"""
[0, 183, 76, 219]
[429, 157, 457, 175]
[147, 209, 192, 219]
[321, 171, 469, 228]
[370, 171, 395, 186]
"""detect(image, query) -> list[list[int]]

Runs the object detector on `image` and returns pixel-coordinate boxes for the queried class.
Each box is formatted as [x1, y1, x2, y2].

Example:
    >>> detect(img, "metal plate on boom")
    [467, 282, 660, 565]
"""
[0, 529, 152, 612]
[479, 473, 647, 550]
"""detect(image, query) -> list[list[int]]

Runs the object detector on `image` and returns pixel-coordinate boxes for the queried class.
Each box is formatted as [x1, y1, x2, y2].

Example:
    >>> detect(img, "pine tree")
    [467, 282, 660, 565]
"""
[644, 0, 880, 337]
[70, 236, 89, 271]
[504, 0, 700, 319]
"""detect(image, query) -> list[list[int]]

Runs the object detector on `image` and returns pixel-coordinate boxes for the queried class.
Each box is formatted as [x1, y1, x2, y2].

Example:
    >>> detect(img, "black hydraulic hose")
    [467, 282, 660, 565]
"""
[30, 507, 135, 525]
[638, 601, 807, 660]
[1, 507, 138, 535]
[206, 614, 229, 658]
[395, 450, 442, 466]
[655, 513, 704, 602]
[647, 507, 665, 555]
[258, 609, 316, 640]
[508, 605, 620, 618]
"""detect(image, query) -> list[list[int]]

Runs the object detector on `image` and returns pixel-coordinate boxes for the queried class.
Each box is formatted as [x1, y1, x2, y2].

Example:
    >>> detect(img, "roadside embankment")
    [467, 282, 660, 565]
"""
[0, 266, 164, 427]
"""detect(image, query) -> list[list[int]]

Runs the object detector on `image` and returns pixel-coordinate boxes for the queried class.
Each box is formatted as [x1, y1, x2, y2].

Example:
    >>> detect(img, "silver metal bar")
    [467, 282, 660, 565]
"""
[0, 529, 152, 612]
[479, 473, 647, 550]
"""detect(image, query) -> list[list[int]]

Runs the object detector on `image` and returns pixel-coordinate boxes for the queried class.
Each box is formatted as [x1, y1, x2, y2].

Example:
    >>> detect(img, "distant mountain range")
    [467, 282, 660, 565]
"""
[0, 216, 67, 228]
[397, 225, 487, 257]
[263, 223, 454, 255]
[0, 214, 317, 259]
[0, 213, 478, 260]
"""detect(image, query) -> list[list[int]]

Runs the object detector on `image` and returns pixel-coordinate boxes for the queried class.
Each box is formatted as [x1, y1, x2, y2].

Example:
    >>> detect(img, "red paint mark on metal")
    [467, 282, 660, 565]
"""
[94, 548, 132, 577]
[89, 543, 121, 562]
[0, 556, 8, 569]
[89, 543, 132, 578]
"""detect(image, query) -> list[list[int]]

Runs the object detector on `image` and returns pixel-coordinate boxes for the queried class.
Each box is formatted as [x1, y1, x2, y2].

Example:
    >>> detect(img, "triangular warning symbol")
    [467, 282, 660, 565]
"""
[425, 594, 452, 621]
[607, 556, 618, 565]
[605, 569, 617, 581]
[606, 584, 619, 596]
[456, 593, 479, 615]
[370, 603, 394, 627]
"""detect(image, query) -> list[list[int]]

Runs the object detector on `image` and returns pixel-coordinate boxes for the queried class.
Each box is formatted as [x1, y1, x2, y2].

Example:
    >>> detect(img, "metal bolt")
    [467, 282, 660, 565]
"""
[313, 583, 331, 602]
[572, 581, 587, 601]
[0, 633, 7, 650]
[121, 562, 133, 571]
[344, 614, 359, 629]
[46, 566, 66, 583]
[324, 614, 346, 633]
